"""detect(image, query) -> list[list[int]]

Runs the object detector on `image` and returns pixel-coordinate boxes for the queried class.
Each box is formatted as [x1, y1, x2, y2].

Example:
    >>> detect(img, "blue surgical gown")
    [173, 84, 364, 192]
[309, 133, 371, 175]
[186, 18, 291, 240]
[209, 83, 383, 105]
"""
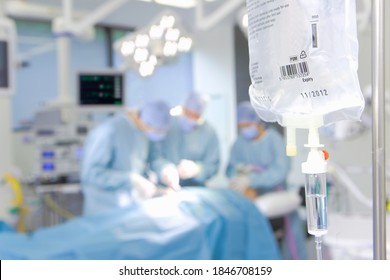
[81, 113, 149, 215]
[149, 117, 220, 186]
[226, 127, 290, 191]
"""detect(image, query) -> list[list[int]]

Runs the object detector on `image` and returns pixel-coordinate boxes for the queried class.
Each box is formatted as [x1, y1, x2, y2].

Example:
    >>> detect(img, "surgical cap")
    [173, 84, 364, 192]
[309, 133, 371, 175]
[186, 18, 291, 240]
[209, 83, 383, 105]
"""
[184, 93, 207, 114]
[140, 100, 170, 130]
[237, 101, 263, 124]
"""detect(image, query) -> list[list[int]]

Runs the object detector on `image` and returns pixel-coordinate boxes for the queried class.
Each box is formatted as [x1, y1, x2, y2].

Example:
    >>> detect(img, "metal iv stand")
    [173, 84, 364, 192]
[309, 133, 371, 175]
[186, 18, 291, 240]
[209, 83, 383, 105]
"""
[371, 0, 387, 260]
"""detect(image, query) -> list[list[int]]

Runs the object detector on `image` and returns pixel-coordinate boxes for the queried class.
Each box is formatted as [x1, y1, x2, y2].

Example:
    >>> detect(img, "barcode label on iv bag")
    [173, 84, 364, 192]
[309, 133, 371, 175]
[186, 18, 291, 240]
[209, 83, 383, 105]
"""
[280, 61, 310, 80]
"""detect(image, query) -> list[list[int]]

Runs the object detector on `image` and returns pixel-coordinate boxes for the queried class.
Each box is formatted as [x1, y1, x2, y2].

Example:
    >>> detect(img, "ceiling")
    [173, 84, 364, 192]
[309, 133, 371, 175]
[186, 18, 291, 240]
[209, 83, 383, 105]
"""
[4, 0, 240, 32]
[4, 1, 373, 38]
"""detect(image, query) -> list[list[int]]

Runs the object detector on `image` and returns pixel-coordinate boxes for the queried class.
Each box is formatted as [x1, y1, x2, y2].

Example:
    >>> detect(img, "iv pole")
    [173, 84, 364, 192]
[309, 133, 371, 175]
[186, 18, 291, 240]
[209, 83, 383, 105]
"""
[371, 0, 387, 260]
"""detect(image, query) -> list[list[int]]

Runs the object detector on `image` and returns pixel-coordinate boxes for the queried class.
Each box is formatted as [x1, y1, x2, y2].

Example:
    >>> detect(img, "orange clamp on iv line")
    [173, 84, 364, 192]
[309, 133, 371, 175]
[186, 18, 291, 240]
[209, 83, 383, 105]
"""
[322, 150, 329, 160]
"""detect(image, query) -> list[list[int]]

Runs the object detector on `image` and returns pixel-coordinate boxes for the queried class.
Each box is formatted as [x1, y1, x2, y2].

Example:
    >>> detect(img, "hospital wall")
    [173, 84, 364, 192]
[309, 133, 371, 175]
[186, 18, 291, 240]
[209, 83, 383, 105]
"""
[192, 17, 237, 188]
[11, 20, 108, 128]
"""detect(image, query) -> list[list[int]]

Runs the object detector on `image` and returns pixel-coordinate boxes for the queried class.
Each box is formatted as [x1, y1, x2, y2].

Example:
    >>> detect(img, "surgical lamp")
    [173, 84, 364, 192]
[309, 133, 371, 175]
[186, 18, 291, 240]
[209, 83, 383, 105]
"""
[114, 11, 193, 77]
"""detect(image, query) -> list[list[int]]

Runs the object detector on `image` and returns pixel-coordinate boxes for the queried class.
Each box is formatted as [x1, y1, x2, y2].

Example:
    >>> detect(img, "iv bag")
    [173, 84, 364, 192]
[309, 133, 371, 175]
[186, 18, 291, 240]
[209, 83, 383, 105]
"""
[246, 0, 365, 126]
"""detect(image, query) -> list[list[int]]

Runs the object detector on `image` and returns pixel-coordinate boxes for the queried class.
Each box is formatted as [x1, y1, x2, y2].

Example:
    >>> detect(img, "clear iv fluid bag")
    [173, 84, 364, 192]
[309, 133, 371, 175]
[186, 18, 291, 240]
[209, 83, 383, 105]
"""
[246, 0, 364, 126]
[305, 173, 328, 236]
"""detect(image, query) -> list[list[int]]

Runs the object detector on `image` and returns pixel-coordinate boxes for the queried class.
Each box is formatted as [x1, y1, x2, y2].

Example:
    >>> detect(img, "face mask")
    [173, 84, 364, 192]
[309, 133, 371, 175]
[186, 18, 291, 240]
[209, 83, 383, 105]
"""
[146, 131, 166, 142]
[179, 116, 198, 132]
[241, 126, 258, 140]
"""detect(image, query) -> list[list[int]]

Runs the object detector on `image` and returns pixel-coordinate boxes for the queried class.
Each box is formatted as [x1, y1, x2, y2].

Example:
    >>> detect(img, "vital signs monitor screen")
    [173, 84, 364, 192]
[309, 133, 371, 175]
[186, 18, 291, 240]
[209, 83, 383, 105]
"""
[78, 71, 124, 108]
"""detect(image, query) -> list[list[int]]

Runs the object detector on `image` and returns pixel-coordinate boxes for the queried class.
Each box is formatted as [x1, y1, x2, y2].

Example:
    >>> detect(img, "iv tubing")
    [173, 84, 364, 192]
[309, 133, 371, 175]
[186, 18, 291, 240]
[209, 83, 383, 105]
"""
[315, 235, 323, 260]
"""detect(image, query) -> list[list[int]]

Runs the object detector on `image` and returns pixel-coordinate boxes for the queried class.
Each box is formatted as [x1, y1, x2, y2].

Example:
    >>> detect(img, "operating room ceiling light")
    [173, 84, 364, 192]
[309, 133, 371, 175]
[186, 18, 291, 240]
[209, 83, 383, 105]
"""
[114, 10, 193, 77]
[137, 0, 220, 9]
[134, 48, 149, 63]
[178, 37, 192, 52]
[165, 28, 180, 41]
[135, 34, 150, 48]
[120, 41, 135, 56]
[149, 54, 158, 66]
[236, 7, 248, 38]
[154, 0, 197, 9]
[242, 13, 248, 28]
[149, 24, 164, 39]
[139, 61, 155, 77]
[160, 15, 175, 29]
[163, 41, 178, 56]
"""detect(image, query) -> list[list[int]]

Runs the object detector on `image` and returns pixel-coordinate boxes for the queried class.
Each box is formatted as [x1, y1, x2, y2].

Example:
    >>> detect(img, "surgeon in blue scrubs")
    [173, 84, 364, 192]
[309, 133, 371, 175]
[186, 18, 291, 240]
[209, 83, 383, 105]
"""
[226, 101, 307, 260]
[226, 101, 290, 193]
[81, 100, 174, 216]
[150, 93, 220, 187]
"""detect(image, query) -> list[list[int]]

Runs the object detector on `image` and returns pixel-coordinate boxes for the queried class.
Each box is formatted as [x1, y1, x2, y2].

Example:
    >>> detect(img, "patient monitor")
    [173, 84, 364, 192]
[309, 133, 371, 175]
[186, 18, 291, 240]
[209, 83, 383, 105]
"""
[77, 69, 126, 112]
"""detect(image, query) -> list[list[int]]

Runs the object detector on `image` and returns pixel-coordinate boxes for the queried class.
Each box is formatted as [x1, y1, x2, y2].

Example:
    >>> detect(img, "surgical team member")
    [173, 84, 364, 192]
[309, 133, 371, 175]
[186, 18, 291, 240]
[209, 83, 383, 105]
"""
[81, 100, 172, 216]
[226, 101, 290, 193]
[226, 101, 307, 260]
[150, 93, 220, 187]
